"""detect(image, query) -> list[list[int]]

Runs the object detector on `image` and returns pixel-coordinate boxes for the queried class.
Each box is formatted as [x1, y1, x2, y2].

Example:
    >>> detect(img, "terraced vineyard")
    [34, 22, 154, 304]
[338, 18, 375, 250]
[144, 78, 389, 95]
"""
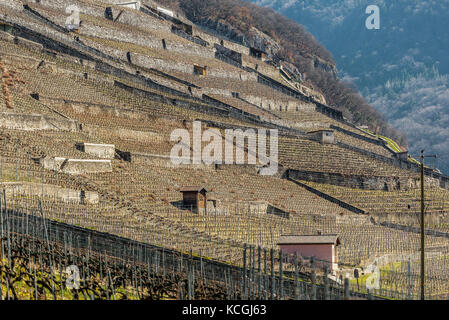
[0, 0, 448, 300]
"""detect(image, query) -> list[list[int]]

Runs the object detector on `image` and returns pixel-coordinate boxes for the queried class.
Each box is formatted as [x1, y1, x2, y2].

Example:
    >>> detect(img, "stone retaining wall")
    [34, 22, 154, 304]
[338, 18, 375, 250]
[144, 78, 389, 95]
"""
[1, 182, 99, 204]
[215, 163, 259, 175]
[0, 112, 80, 131]
[374, 212, 448, 226]
[242, 56, 279, 78]
[336, 214, 372, 226]
[84, 124, 164, 144]
[288, 169, 438, 191]
[131, 152, 213, 170]
[41, 157, 113, 174]
[77, 143, 116, 159]
[242, 94, 314, 113]
[0, 0, 22, 10]
[13, 36, 44, 51]
[0, 51, 55, 70]
[0, 30, 14, 42]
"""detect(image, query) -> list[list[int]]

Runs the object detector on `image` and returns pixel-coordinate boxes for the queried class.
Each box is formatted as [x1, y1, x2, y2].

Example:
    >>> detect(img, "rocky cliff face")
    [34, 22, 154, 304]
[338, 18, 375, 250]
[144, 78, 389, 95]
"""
[312, 56, 337, 78]
[246, 26, 281, 57]
[199, 17, 280, 58]
[198, 16, 337, 80]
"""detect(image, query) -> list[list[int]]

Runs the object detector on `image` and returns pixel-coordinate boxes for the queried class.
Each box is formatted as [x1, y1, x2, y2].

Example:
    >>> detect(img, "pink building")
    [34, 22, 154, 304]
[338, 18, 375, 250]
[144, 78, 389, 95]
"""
[277, 234, 340, 271]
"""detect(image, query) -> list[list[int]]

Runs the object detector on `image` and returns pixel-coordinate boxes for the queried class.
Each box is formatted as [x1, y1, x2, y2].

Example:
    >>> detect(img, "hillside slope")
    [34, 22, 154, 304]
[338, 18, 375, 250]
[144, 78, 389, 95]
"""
[1, 0, 449, 299]
[154, 0, 405, 145]
[251, 0, 449, 173]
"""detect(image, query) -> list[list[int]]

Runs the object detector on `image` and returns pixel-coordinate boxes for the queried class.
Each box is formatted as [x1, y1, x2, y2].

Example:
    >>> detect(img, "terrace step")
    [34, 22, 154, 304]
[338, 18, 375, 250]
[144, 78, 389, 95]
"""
[75, 142, 116, 159]
[40, 157, 113, 174]
[1, 182, 99, 204]
[0, 112, 80, 132]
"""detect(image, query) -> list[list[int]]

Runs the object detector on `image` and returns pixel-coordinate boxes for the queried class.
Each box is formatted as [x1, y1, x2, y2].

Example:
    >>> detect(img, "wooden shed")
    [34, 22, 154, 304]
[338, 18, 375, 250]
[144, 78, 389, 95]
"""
[193, 64, 207, 76]
[277, 234, 340, 271]
[180, 186, 208, 212]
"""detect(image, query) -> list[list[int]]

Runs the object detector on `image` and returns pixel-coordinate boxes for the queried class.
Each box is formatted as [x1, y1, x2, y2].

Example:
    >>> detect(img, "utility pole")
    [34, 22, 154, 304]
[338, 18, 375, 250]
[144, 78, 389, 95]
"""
[420, 150, 424, 301]
[420, 150, 437, 301]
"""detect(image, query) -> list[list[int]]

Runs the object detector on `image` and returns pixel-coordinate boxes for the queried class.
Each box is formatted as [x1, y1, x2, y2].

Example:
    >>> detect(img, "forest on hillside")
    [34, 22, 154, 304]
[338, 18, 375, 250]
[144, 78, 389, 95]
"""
[252, 0, 449, 171]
